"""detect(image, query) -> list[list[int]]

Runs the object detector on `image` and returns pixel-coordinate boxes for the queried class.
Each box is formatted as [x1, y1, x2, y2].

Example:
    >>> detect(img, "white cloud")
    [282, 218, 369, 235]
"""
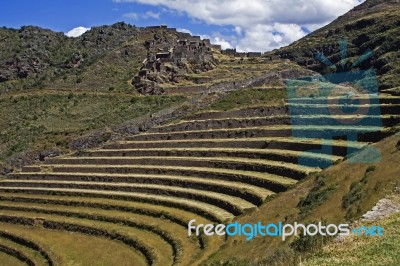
[236, 23, 307, 52]
[123, 12, 139, 20]
[114, 0, 365, 51]
[123, 10, 160, 20]
[211, 37, 233, 50]
[144, 11, 160, 19]
[177, 28, 192, 34]
[234, 26, 242, 36]
[65, 26, 91, 37]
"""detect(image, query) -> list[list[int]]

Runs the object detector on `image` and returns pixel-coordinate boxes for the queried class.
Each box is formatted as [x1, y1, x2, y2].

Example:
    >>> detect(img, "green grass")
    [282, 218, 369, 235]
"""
[0, 252, 26, 266]
[0, 222, 148, 266]
[303, 212, 400, 266]
[0, 237, 47, 266]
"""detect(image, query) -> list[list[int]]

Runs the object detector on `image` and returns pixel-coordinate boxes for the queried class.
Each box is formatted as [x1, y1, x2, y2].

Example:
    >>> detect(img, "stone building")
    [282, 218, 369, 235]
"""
[133, 25, 216, 95]
[221, 49, 263, 58]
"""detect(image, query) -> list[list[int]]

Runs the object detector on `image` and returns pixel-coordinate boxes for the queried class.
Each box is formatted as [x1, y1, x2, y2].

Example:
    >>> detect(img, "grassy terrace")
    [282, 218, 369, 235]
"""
[9, 171, 274, 206]
[107, 137, 368, 148]
[0, 187, 235, 222]
[0, 192, 226, 253]
[288, 95, 400, 103]
[19, 163, 298, 187]
[0, 242, 36, 266]
[207, 87, 287, 111]
[0, 222, 148, 266]
[37, 156, 314, 183]
[154, 115, 399, 129]
[0, 180, 258, 215]
[0, 201, 211, 265]
[127, 125, 387, 142]
[0, 192, 215, 226]
[0, 252, 26, 266]
[0, 230, 54, 266]
[134, 125, 386, 135]
[0, 236, 46, 266]
[0, 210, 173, 265]
[46, 153, 317, 169]
[73, 147, 343, 163]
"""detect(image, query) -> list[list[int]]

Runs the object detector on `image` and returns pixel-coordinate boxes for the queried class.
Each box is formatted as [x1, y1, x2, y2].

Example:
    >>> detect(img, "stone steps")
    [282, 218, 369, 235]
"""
[104, 138, 366, 157]
[127, 125, 386, 142]
[74, 147, 342, 168]
[18, 163, 297, 189]
[9, 171, 274, 206]
[43, 156, 315, 179]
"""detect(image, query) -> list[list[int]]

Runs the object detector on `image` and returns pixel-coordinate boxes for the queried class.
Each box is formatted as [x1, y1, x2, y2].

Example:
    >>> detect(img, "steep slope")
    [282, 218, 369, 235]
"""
[272, 0, 400, 91]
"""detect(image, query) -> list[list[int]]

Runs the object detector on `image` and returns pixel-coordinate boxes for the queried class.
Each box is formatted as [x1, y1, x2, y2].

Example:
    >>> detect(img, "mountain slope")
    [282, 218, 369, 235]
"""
[0, 22, 144, 93]
[272, 0, 400, 91]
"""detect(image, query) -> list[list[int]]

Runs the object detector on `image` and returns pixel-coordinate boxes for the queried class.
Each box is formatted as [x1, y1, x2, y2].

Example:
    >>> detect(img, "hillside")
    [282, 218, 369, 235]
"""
[272, 0, 400, 92]
[0, 22, 145, 92]
[0, 23, 312, 177]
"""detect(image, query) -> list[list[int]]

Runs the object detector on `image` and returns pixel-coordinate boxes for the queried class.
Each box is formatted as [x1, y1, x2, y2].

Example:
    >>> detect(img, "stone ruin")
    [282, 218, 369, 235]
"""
[221, 48, 263, 58]
[133, 26, 217, 95]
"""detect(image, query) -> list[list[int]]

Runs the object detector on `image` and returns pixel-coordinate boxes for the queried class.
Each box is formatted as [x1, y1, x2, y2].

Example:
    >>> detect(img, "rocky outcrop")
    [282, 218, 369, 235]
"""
[0, 22, 140, 92]
[361, 196, 400, 221]
[271, 0, 400, 90]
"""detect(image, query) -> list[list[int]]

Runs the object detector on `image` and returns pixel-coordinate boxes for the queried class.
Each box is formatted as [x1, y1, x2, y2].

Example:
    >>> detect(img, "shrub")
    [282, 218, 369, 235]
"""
[366, 165, 376, 173]
[342, 166, 376, 218]
[290, 221, 332, 253]
[297, 174, 336, 218]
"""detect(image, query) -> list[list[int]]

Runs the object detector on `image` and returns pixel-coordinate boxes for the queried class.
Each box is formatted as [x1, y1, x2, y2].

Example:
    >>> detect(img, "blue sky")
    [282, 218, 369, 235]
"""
[0, 0, 364, 52]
